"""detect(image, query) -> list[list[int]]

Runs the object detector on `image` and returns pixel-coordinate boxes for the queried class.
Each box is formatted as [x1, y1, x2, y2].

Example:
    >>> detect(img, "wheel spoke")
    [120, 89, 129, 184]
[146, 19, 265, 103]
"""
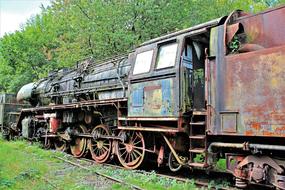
[130, 131, 135, 141]
[133, 139, 142, 146]
[124, 152, 129, 162]
[90, 125, 111, 163]
[117, 130, 145, 169]
[127, 152, 131, 163]
[132, 133, 139, 142]
[133, 146, 144, 150]
[119, 147, 126, 151]
[121, 150, 127, 157]
[130, 152, 135, 161]
[102, 146, 109, 151]
[133, 149, 143, 157]
[94, 147, 99, 154]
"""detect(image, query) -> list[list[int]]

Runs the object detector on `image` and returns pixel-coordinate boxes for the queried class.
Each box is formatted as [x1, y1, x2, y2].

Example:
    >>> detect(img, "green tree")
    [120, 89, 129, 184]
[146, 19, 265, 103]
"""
[0, 0, 282, 93]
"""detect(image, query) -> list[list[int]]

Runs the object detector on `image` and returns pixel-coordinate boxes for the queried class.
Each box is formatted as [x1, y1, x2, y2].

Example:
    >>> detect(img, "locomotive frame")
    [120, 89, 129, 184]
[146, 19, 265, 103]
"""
[4, 5, 285, 189]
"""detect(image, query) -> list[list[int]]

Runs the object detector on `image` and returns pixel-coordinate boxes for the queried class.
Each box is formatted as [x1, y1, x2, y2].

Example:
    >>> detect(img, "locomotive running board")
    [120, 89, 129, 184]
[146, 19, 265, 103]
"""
[118, 117, 178, 121]
[118, 126, 179, 133]
[20, 98, 128, 112]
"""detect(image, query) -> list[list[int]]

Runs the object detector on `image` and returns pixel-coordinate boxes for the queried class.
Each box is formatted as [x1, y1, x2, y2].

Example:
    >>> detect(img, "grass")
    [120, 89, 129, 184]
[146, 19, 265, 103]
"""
[93, 167, 196, 190]
[0, 139, 197, 190]
[0, 138, 229, 190]
[193, 154, 227, 172]
[0, 139, 100, 190]
[0, 139, 51, 189]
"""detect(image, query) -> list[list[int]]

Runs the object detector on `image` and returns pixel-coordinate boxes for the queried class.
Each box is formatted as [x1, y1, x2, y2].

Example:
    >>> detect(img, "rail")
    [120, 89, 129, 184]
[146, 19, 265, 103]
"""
[54, 156, 144, 190]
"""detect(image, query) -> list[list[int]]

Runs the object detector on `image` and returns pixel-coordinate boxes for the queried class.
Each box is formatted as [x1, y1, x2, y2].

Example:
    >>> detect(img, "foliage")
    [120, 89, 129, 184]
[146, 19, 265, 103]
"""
[216, 158, 227, 172]
[228, 36, 240, 53]
[0, 0, 284, 92]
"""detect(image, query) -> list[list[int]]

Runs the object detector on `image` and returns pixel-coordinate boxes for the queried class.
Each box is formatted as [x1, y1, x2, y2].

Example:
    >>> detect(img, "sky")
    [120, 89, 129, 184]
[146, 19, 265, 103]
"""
[0, 0, 51, 37]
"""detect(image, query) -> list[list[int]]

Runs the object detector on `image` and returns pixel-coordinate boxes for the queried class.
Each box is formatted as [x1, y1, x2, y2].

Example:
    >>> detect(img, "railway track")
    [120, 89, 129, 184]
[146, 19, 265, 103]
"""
[55, 154, 232, 189]
[81, 158, 231, 189]
[55, 156, 144, 190]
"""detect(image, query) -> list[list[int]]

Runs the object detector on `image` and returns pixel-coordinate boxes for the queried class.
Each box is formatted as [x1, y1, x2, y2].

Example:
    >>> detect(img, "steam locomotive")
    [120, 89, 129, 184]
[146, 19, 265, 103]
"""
[3, 5, 285, 189]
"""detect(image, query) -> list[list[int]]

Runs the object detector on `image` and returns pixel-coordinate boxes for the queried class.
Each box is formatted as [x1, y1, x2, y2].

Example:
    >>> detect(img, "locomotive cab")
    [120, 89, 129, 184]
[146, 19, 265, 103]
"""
[126, 23, 215, 129]
[128, 39, 180, 119]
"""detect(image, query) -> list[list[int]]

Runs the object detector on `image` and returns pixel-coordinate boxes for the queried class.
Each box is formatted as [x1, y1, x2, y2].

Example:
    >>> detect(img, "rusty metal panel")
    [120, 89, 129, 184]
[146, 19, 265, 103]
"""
[128, 78, 178, 117]
[223, 45, 285, 137]
[221, 113, 237, 133]
[226, 23, 242, 45]
[208, 6, 285, 137]
[208, 25, 225, 135]
[210, 27, 219, 57]
[238, 7, 285, 48]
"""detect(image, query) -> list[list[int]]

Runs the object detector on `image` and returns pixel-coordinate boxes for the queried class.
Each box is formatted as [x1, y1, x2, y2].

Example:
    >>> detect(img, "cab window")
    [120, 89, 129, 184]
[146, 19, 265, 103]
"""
[133, 50, 153, 75]
[156, 42, 178, 69]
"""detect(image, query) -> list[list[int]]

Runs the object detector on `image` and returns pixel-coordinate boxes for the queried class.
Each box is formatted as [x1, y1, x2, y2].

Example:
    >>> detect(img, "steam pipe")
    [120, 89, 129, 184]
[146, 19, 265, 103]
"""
[116, 59, 126, 97]
[208, 142, 246, 153]
[249, 144, 285, 151]
[208, 142, 285, 153]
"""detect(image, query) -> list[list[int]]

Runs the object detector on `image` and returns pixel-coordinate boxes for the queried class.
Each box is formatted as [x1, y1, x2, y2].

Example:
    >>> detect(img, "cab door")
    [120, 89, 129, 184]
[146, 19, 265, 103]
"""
[128, 40, 181, 118]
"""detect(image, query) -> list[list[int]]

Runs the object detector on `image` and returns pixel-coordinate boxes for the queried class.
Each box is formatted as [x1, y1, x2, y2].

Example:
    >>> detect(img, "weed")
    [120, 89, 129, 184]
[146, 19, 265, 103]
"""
[193, 153, 204, 163]
[215, 159, 226, 172]
[0, 178, 14, 189]
[0, 140, 100, 190]
[15, 168, 40, 180]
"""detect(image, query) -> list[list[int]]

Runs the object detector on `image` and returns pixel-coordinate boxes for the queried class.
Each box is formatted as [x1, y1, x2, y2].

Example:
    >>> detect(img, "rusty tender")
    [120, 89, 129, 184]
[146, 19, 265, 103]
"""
[2, 5, 285, 189]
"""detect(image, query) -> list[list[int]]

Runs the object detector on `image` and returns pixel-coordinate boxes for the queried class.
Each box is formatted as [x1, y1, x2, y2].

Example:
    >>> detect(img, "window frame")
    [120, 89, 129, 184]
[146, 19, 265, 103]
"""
[155, 41, 179, 70]
[132, 49, 154, 75]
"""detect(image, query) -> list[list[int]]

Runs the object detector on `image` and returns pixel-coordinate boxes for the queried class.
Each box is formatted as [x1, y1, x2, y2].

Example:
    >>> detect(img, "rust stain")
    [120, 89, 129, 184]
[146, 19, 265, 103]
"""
[263, 131, 275, 136]
[251, 122, 261, 130]
[238, 7, 285, 48]
[245, 130, 254, 136]
[222, 45, 285, 137]
[144, 85, 161, 91]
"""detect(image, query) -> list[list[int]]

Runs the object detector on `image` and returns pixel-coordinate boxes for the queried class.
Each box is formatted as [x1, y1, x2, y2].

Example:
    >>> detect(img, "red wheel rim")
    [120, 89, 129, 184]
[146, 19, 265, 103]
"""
[89, 125, 112, 163]
[70, 125, 87, 157]
[117, 130, 145, 169]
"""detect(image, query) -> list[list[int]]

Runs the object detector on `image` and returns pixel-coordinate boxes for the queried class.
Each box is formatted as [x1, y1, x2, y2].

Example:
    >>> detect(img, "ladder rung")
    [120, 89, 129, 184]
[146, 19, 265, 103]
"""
[188, 162, 207, 168]
[118, 117, 127, 120]
[190, 122, 206, 125]
[189, 135, 206, 139]
[193, 111, 207, 115]
[189, 148, 206, 153]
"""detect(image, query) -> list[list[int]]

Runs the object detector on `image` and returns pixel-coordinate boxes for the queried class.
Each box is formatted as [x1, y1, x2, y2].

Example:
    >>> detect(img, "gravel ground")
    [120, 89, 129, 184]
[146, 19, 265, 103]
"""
[48, 154, 116, 190]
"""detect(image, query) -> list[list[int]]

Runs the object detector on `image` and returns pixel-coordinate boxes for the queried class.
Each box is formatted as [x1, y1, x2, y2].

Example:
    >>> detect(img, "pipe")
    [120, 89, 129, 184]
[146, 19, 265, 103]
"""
[116, 59, 126, 97]
[208, 142, 285, 153]
[162, 134, 185, 165]
[208, 142, 245, 153]
[249, 144, 285, 151]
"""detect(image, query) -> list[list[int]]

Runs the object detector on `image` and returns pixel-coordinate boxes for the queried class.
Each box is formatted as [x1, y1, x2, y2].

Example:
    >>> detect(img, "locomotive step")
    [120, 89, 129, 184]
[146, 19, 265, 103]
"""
[189, 135, 206, 139]
[189, 148, 206, 153]
[188, 162, 207, 168]
[193, 111, 207, 115]
[189, 121, 206, 125]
